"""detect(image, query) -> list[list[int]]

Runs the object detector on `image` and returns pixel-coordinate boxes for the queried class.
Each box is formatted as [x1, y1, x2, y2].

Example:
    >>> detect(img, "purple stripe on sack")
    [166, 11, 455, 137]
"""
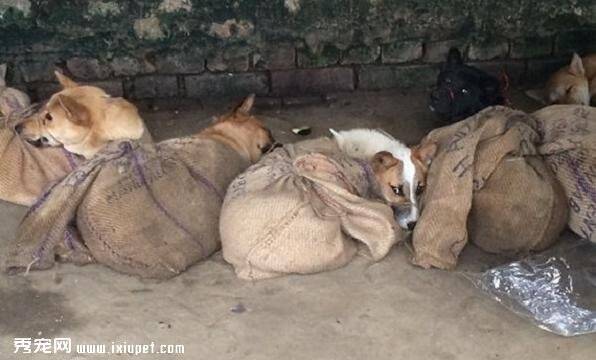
[128, 146, 205, 256]
[567, 156, 596, 204]
[33, 233, 50, 260]
[188, 168, 223, 201]
[24, 181, 60, 219]
[62, 148, 79, 170]
[64, 227, 75, 250]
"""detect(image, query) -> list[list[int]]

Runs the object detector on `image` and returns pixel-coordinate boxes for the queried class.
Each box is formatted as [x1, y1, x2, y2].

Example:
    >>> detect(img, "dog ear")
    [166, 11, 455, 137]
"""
[525, 89, 548, 104]
[55, 71, 79, 89]
[56, 94, 90, 126]
[446, 48, 463, 67]
[569, 53, 585, 76]
[372, 151, 400, 170]
[234, 94, 255, 115]
[412, 142, 437, 166]
[0, 64, 6, 87]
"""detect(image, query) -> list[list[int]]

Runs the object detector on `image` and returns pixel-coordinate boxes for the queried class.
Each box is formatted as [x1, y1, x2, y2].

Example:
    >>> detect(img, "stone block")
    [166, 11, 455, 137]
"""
[358, 65, 438, 90]
[185, 72, 269, 98]
[66, 57, 111, 80]
[340, 46, 381, 65]
[133, 75, 179, 99]
[382, 41, 423, 64]
[271, 68, 354, 95]
[510, 37, 553, 59]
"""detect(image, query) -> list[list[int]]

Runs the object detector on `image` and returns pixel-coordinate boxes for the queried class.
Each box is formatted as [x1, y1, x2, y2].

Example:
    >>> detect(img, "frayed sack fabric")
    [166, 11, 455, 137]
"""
[0, 106, 81, 206]
[532, 105, 596, 242]
[220, 138, 402, 281]
[412, 106, 568, 269]
[6, 137, 249, 278]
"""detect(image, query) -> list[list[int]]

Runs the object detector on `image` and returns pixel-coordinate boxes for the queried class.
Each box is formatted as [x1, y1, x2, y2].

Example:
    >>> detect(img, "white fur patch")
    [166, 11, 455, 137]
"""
[330, 128, 420, 230]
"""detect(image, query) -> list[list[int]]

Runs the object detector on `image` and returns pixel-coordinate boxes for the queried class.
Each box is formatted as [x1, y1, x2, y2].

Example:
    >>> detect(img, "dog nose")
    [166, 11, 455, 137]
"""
[15, 124, 23, 134]
[262, 141, 283, 154]
[406, 221, 417, 231]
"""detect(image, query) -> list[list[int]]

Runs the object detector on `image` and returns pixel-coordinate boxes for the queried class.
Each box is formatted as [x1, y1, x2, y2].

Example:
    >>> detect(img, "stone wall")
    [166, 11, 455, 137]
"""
[1, 0, 595, 101]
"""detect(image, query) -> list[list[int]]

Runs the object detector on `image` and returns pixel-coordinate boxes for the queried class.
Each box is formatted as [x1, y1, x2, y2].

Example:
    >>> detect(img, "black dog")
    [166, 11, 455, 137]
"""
[429, 48, 505, 122]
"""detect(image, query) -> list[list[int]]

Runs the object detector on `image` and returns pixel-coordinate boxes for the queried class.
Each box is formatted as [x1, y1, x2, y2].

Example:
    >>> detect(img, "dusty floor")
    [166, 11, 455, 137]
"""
[1, 90, 594, 359]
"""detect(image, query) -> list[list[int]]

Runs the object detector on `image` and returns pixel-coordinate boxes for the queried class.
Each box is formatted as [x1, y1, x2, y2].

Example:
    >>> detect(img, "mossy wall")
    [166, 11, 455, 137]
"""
[1, 0, 594, 99]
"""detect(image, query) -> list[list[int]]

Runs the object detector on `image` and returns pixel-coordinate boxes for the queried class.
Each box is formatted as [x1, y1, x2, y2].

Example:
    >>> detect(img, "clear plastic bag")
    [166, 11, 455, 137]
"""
[467, 239, 596, 336]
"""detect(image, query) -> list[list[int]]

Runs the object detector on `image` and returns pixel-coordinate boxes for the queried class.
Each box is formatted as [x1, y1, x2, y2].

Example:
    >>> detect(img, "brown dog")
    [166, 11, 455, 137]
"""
[198, 94, 277, 163]
[527, 53, 596, 105]
[17, 72, 145, 158]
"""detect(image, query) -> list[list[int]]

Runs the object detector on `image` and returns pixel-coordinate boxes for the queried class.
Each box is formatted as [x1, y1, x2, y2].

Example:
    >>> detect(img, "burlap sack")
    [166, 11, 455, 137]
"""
[413, 106, 568, 269]
[6, 136, 249, 279]
[0, 104, 81, 206]
[532, 105, 596, 242]
[220, 137, 402, 280]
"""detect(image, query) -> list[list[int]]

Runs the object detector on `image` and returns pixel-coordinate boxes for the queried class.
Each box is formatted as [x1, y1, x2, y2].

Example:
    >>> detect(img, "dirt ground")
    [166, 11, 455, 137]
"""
[0, 90, 594, 359]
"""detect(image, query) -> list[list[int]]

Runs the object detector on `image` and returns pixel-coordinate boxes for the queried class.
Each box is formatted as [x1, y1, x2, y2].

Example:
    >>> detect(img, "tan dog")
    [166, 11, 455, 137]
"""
[17, 71, 145, 158]
[527, 53, 596, 105]
[198, 94, 277, 162]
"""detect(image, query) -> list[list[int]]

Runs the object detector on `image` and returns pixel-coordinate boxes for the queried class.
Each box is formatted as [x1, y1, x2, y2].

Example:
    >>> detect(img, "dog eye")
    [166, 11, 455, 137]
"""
[45, 113, 53, 121]
[415, 183, 425, 196]
[391, 185, 404, 196]
[566, 86, 573, 94]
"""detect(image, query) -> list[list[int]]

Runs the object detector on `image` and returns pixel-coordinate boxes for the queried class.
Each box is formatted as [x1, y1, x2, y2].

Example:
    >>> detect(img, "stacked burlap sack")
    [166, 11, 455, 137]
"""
[413, 105, 595, 269]
[0, 75, 81, 206]
[6, 137, 249, 278]
[220, 137, 404, 280]
[533, 105, 596, 242]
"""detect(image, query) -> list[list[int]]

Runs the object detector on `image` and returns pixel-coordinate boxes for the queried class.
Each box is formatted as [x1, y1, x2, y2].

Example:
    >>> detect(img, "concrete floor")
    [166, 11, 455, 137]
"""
[1, 90, 594, 359]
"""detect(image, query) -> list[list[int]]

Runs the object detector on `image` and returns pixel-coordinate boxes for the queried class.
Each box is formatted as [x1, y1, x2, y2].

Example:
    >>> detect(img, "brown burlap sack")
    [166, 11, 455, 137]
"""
[220, 137, 402, 280]
[6, 136, 249, 278]
[532, 105, 596, 242]
[413, 106, 568, 269]
[0, 103, 81, 206]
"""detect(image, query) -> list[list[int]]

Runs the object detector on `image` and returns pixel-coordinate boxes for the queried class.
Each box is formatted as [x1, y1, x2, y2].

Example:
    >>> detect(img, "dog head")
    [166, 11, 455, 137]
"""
[527, 54, 590, 106]
[430, 48, 504, 121]
[16, 72, 143, 156]
[207, 94, 277, 162]
[371, 142, 437, 231]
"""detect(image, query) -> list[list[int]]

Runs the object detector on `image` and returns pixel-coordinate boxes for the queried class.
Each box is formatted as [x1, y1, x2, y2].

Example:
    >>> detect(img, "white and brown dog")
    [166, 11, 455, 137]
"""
[331, 128, 437, 231]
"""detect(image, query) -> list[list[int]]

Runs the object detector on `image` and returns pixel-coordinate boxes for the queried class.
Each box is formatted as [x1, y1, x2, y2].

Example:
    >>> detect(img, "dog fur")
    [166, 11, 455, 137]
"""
[198, 94, 276, 163]
[17, 72, 145, 158]
[429, 48, 505, 122]
[330, 128, 437, 230]
[526, 53, 596, 105]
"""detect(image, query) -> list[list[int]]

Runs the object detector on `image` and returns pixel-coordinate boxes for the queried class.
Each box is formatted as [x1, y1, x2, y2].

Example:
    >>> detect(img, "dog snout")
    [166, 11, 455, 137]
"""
[14, 124, 23, 134]
[261, 139, 283, 154]
[406, 221, 417, 231]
